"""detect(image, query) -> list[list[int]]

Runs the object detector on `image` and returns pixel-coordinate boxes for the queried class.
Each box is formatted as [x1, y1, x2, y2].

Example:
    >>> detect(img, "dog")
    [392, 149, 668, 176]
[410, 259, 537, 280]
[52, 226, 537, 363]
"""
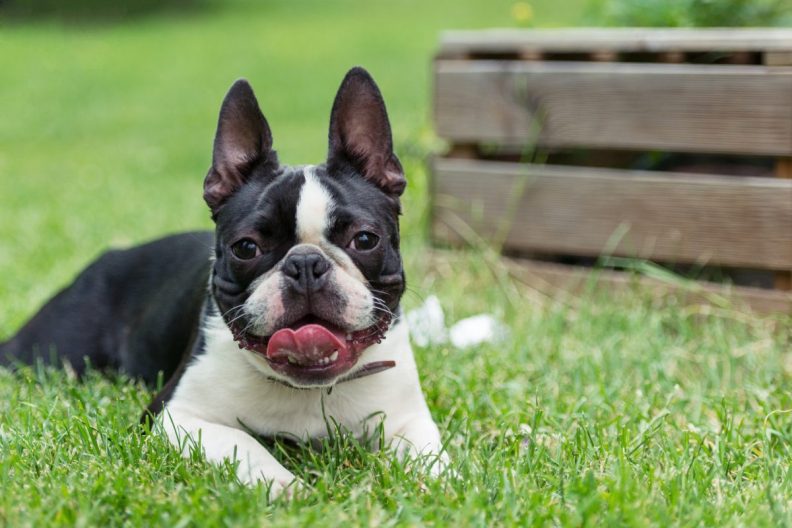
[0, 67, 446, 497]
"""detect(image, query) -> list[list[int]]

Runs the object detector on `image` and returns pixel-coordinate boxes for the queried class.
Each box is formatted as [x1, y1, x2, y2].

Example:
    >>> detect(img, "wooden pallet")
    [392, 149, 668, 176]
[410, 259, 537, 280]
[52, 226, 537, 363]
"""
[431, 29, 792, 314]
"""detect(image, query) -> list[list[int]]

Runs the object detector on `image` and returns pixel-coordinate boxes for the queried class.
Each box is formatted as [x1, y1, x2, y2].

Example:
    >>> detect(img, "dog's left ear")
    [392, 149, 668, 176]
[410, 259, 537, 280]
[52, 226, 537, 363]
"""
[204, 79, 276, 213]
[327, 67, 406, 197]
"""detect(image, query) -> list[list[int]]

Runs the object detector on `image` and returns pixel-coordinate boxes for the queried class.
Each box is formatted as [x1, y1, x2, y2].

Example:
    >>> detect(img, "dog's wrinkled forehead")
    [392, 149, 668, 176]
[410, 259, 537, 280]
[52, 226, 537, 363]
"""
[219, 164, 386, 242]
[270, 164, 398, 243]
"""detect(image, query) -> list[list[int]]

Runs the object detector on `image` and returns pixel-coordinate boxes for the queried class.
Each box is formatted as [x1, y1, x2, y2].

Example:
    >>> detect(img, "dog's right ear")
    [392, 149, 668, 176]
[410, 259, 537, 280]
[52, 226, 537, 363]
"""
[203, 79, 276, 214]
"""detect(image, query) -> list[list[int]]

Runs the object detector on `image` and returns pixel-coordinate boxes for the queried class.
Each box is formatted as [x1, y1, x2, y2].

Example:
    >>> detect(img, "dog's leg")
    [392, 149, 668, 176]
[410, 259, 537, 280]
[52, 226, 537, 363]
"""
[386, 402, 448, 476]
[159, 408, 297, 497]
[358, 329, 449, 476]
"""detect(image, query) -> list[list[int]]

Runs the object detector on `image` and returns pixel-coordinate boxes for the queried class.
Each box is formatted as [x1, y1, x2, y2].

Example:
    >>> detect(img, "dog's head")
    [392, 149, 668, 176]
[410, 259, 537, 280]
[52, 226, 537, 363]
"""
[203, 68, 406, 388]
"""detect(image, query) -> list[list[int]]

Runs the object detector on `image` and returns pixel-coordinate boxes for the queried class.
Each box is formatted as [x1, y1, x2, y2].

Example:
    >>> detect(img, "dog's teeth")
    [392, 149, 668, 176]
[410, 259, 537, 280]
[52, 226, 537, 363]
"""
[287, 355, 297, 364]
[346, 333, 352, 341]
[330, 351, 339, 362]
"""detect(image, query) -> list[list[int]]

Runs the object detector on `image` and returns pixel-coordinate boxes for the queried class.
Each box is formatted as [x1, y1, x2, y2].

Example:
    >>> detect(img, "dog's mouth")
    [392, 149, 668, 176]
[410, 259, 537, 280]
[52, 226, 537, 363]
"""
[228, 314, 393, 386]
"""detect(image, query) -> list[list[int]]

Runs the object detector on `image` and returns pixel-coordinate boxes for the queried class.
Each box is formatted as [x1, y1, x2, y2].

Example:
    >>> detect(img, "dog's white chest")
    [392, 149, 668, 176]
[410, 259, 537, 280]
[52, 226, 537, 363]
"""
[165, 320, 423, 441]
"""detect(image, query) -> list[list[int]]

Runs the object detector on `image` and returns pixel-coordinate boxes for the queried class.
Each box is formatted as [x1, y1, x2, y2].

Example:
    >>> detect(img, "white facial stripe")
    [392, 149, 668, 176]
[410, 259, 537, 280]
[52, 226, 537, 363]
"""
[293, 166, 367, 283]
[295, 166, 334, 244]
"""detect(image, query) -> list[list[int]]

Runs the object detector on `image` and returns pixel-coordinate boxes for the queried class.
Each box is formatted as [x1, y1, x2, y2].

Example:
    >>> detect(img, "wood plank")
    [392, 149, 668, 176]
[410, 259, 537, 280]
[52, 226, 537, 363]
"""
[590, 50, 618, 62]
[434, 60, 792, 156]
[658, 51, 686, 63]
[431, 158, 792, 269]
[775, 157, 792, 290]
[438, 29, 792, 58]
[504, 257, 792, 315]
[446, 144, 479, 159]
[765, 51, 792, 66]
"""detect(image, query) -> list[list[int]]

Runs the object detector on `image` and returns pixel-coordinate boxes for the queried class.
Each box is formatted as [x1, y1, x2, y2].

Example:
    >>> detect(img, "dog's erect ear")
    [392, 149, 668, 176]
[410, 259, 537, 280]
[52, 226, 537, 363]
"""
[327, 67, 406, 197]
[204, 79, 276, 213]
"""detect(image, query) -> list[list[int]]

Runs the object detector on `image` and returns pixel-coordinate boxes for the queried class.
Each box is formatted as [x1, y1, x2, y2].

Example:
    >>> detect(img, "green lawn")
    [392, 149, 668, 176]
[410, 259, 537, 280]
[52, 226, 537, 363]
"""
[1, 1, 791, 525]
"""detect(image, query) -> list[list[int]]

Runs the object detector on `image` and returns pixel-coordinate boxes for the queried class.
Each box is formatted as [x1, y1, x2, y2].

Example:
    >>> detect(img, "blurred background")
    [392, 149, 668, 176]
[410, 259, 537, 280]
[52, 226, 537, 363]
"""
[1, 0, 791, 331]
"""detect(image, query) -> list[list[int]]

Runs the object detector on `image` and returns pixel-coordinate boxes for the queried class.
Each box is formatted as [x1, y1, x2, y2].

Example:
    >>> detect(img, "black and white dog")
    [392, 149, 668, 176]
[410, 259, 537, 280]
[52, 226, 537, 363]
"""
[0, 67, 445, 496]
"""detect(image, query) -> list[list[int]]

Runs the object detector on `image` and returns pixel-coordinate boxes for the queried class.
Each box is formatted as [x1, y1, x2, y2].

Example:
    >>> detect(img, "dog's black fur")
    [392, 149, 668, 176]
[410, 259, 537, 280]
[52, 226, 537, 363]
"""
[0, 232, 213, 384]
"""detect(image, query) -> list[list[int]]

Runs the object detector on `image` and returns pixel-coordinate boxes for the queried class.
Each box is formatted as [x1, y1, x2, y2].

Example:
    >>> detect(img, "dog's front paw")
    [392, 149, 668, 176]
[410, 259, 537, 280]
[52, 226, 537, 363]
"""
[406, 450, 451, 479]
[389, 417, 452, 480]
[426, 451, 451, 478]
[263, 476, 303, 501]
[237, 461, 300, 500]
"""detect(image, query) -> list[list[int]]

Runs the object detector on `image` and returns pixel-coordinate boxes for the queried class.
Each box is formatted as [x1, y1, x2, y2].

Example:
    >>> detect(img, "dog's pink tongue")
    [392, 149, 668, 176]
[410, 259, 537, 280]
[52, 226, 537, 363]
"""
[266, 324, 347, 362]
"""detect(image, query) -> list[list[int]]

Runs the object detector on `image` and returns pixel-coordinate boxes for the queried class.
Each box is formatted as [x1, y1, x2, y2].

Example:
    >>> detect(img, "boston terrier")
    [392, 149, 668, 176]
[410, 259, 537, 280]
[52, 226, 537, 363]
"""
[0, 67, 445, 497]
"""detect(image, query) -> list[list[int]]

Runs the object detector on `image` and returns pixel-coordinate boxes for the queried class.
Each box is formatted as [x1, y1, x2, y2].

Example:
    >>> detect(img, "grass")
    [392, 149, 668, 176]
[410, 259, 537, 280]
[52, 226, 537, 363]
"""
[1, 0, 791, 525]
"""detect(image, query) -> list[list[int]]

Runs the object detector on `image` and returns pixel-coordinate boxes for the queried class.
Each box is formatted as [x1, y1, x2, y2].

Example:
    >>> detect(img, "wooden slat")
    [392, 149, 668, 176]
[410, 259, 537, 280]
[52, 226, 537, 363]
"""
[658, 51, 686, 63]
[432, 158, 792, 270]
[765, 51, 792, 66]
[775, 158, 792, 290]
[505, 257, 792, 315]
[434, 60, 792, 156]
[438, 29, 792, 58]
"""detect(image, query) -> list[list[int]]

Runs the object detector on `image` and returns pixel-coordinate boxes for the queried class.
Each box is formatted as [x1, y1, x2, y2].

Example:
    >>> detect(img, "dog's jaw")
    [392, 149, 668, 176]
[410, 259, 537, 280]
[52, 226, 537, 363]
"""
[227, 311, 394, 387]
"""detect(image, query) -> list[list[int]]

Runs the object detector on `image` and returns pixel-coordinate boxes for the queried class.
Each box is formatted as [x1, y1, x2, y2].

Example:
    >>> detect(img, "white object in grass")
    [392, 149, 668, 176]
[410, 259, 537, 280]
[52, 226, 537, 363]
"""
[405, 295, 447, 347]
[406, 296, 507, 349]
[449, 314, 508, 349]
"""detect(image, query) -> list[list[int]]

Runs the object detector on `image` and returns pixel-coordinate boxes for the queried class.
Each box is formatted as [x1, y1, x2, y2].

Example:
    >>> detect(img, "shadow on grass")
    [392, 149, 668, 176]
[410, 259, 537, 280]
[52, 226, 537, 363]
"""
[0, 0, 215, 24]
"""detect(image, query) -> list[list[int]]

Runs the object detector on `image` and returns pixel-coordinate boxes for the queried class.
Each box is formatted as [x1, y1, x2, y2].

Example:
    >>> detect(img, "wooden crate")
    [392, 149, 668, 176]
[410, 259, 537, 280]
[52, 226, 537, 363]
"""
[431, 29, 792, 314]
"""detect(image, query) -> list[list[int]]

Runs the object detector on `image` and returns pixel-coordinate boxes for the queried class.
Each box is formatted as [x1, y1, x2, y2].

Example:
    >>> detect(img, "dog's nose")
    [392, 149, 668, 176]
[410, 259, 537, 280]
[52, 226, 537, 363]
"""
[282, 251, 331, 294]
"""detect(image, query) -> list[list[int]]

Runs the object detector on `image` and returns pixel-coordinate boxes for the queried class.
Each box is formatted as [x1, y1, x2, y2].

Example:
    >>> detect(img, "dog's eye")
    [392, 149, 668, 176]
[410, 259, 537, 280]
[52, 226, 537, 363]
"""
[230, 238, 261, 260]
[349, 231, 380, 251]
